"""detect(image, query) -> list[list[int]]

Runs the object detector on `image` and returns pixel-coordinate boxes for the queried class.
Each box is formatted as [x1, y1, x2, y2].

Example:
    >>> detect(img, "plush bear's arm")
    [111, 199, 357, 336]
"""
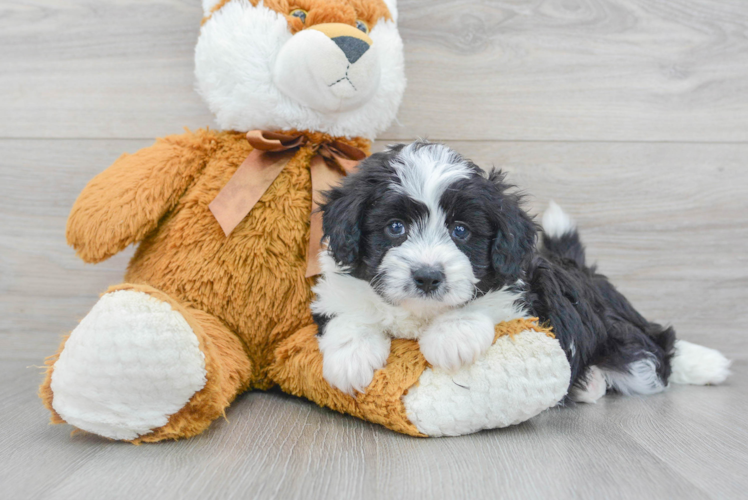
[67, 131, 213, 263]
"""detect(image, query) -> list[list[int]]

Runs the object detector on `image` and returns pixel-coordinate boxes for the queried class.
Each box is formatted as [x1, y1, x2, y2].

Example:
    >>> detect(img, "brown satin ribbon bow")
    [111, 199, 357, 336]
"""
[208, 130, 366, 278]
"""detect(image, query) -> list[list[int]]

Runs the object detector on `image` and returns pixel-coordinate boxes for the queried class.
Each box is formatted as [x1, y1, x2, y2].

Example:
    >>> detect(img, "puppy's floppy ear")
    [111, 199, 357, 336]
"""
[487, 170, 537, 282]
[320, 153, 381, 267]
[321, 148, 403, 267]
[320, 146, 406, 268]
[320, 182, 366, 268]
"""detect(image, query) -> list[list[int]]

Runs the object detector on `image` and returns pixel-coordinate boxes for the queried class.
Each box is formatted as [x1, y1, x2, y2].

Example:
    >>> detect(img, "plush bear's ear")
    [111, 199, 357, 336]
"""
[202, 0, 222, 17]
[487, 170, 537, 283]
[383, 0, 399, 22]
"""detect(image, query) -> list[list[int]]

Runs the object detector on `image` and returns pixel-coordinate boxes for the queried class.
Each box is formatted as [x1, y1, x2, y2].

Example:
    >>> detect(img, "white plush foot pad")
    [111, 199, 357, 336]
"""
[50, 290, 207, 440]
[403, 330, 570, 436]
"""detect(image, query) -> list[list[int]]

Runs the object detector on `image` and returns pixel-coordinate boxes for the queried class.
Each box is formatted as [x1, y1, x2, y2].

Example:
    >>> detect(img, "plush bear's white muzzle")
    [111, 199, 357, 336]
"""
[273, 23, 381, 114]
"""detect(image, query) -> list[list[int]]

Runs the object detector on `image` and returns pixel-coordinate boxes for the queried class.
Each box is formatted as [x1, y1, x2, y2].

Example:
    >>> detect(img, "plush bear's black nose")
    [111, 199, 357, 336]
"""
[332, 36, 370, 64]
[412, 266, 446, 294]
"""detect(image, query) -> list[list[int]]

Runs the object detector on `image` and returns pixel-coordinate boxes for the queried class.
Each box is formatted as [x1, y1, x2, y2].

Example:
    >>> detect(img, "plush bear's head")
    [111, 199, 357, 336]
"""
[197, 0, 405, 139]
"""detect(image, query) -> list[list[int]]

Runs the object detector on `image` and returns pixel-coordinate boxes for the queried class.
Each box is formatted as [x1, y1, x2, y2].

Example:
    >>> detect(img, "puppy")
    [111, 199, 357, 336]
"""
[312, 141, 730, 399]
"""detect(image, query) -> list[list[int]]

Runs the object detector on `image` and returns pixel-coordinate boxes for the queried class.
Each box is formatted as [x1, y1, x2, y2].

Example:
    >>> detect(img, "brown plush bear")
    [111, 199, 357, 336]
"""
[39, 0, 570, 442]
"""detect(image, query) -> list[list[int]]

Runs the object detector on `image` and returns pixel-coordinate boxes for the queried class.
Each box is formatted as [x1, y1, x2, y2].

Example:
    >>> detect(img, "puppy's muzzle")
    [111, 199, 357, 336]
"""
[412, 265, 445, 295]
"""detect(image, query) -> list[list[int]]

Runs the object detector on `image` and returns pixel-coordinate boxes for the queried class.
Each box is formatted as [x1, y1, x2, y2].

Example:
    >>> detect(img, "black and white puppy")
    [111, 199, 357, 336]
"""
[312, 141, 730, 398]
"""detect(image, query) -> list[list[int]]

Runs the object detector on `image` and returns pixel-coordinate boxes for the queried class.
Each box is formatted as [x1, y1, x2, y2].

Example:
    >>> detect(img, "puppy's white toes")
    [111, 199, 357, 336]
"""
[321, 345, 378, 395]
[318, 320, 391, 395]
[419, 313, 494, 372]
[570, 365, 607, 403]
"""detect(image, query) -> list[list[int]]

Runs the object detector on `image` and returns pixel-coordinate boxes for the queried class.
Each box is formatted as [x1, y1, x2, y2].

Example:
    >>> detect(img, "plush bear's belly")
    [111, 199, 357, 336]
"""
[125, 135, 316, 385]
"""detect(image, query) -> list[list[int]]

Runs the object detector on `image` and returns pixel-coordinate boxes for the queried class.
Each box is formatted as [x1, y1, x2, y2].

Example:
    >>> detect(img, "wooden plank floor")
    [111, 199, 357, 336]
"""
[2, 359, 747, 500]
[1, 0, 747, 498]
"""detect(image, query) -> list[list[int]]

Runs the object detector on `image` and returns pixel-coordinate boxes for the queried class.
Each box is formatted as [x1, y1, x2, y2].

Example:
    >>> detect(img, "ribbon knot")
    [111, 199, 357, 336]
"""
[208, 130, 366, 277]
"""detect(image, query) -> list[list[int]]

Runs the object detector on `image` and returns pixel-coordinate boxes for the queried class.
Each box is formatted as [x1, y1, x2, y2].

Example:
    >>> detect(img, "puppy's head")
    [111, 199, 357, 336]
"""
[321, 141, 537, 314]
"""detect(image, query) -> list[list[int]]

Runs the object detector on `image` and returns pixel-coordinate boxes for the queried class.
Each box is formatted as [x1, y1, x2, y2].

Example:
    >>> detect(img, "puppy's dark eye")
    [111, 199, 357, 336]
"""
[290, 9, 307, 23]
[385, 220, 407, 238]
[356, 20, 369, 33]
[451, 223, 470, 241]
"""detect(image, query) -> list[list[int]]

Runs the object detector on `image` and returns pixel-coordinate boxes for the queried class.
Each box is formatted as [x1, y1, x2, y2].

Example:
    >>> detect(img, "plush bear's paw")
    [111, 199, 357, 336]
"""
[403, 329, 570, 436]
[50, 290, 207, 440]
[318, 318, 391, 396]
[418, 312, 495, 372]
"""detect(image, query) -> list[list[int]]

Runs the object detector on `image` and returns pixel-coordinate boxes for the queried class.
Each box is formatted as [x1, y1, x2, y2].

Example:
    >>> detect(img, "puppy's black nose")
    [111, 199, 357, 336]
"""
[332, 36, 370, 64]
[412, 266, 445, 294]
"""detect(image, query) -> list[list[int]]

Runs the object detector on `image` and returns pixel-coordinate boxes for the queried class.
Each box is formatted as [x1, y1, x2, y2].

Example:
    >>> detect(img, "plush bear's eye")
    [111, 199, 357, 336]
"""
[290, 9, 307, 24]
[356, 20, 369, 33]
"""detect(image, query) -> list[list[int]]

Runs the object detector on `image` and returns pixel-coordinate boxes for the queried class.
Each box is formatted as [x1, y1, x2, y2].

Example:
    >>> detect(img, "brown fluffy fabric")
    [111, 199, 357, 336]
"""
[66, 129, 369, 392]
[39, 337, 68, 426]
[43, 129, 372, 442]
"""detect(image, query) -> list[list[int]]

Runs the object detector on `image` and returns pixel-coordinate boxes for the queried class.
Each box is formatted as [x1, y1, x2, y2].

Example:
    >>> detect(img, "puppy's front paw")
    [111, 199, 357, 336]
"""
[318, 319, 391, 395]
[419, 313, 494, 372]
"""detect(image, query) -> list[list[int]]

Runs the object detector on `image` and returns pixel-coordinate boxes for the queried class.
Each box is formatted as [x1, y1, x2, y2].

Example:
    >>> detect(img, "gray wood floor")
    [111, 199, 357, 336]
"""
[1, 1, 747, 499]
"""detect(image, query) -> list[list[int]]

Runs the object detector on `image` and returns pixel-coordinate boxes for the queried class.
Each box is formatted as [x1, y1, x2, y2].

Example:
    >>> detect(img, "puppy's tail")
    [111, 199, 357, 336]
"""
[541, 201, 586, 268]
[669, 340, 731, 386]
[541, 202, 731, 387]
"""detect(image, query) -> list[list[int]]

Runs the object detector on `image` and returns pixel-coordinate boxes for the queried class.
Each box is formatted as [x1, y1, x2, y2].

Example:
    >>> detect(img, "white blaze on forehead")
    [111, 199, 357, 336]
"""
[390, 143, 473, 214]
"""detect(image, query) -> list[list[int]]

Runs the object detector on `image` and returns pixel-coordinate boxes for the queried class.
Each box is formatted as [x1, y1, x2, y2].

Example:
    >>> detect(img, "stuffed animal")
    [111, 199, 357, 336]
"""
[39, 0, 571, 442]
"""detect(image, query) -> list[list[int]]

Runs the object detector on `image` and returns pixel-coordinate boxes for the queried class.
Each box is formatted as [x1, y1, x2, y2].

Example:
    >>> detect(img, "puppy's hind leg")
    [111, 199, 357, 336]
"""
[569, 365, 607, 403]
[598, 323, 675, 396]
[669, 340, 731, 386]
